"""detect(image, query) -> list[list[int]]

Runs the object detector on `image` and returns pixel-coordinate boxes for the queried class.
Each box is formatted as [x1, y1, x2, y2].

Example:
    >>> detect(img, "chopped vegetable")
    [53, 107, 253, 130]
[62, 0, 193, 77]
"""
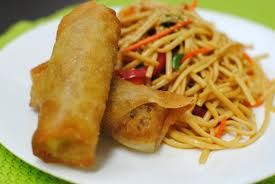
[161, 22, 176, 28]
[135, 63, 144, 69]
[215, 119, 227, 138]
[116, 68, 147, 80]
[120, 6, 136, 17]
[188, 0, 198, 11]
[153, 53, 166, 76]
[243, 52, 254, 64]
[181, 47, 213, 63]
[116, 53, 167, 83]
[183, 0, 198, 11]
[128, 77, 146, 85]
[192, 105, 207, 117]
[172, 53, 184, 70]
[187, 79, 195, 88]
[122, 20, 192, 52]
[244, 98, 264, 108]
[147, 28, 156, 36]
[246, 69, 254, 76]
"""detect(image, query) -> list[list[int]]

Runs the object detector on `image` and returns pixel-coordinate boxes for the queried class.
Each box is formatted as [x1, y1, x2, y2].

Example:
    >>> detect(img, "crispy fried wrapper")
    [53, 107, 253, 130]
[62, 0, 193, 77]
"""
[103, 78, 194, 152]
[30, 61, 48, 110]
[31, 1, 120, 168]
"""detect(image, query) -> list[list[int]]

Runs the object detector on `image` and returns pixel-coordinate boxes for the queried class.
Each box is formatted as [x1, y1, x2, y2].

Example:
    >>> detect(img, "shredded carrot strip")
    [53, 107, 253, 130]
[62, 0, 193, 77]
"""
[244, 98, 264, 108]
[215, 119, 227, 138]
[182, 0, 199, 11]
[188, 0, 198, 11]
[120, 6, 136, 17]
[243, 52, 254, 64]
[181, 47, 213, 62]
[122, 20, 192, 52]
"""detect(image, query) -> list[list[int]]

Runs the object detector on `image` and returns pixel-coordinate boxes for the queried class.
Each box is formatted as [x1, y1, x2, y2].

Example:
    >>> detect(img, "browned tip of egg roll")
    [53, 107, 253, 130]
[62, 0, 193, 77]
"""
[103, 78, 194, 152]
[33, 100, 98, 167]
[30, 61, 48, 110]
[31, 1, 120, 168]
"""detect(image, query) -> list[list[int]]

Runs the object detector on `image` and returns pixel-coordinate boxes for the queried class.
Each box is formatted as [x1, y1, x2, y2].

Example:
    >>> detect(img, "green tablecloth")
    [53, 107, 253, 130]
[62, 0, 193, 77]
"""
[0, 0, 274, 183]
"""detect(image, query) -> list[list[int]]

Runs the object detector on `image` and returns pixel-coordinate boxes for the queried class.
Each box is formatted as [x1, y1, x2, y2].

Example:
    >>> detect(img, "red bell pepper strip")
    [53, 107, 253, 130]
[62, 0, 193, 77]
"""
[116, 68, 147, 80]
[153, 53, 166, 76]
[128, 77, 146, 85]
[116, 68, 147, 85]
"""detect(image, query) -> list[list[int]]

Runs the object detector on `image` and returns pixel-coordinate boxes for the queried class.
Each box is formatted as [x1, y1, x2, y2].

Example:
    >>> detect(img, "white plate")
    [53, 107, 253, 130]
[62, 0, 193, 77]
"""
[0, 7, 275, 184]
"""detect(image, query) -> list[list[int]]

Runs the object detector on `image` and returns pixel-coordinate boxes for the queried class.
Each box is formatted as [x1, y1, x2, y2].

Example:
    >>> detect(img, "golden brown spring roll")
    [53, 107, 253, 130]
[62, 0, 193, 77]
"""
[31, 1, 120, 168]
[103, 78, 194, 152]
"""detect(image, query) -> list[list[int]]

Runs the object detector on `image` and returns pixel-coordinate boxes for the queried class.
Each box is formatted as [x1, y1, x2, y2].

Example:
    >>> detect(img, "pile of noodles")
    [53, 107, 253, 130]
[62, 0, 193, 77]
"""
[116, 0, 275, 163]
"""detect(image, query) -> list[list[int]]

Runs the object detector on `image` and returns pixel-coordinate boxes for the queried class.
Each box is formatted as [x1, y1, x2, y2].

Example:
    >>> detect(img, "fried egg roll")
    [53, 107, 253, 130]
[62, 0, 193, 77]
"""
[103, 78, 194, 152]
[30, 2, 120, 168]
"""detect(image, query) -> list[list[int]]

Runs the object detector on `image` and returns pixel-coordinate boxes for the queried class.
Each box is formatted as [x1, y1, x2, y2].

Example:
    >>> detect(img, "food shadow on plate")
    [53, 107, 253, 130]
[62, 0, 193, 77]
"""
[95, 132, 162, 169]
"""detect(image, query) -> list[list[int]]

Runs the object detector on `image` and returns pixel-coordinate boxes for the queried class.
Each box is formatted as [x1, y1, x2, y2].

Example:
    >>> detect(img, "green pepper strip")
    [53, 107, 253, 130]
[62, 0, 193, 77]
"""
[172, 53, 184, 70]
